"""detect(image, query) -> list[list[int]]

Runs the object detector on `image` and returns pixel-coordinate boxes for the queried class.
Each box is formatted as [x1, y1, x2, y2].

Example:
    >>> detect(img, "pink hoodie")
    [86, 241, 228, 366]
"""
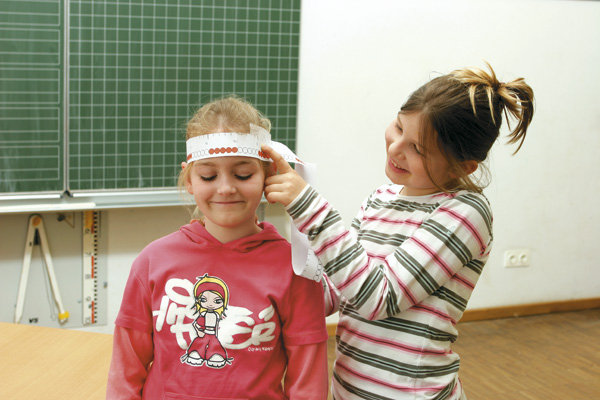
[109, 221, 328, 399]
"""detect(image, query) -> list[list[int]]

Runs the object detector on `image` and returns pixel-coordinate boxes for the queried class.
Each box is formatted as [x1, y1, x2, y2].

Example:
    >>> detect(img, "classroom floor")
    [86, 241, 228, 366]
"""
[326, 308, 600, 400]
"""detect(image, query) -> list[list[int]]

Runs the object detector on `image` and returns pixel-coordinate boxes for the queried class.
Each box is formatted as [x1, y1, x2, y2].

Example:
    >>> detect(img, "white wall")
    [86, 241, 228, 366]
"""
[80, 0, 600, 333]
[296, 0, 600, 310]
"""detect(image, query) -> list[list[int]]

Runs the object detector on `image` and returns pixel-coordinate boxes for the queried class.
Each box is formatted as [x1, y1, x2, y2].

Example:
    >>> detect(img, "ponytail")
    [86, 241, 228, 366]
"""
[450, 61, 535, 154]
[401, 62, 535, 193]
[497, 78, 535, 153]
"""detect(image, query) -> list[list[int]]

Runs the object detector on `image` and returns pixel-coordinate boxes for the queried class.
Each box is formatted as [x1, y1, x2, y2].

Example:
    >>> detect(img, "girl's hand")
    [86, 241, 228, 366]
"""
[262, 145, 308, 207]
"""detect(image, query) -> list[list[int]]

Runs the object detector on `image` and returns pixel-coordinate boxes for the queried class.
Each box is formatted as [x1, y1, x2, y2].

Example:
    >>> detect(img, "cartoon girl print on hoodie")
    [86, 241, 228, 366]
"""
[180, 274, 233, 368]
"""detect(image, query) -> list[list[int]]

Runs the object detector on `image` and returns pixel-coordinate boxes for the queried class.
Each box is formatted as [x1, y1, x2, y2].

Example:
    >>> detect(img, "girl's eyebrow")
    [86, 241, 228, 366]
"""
[232, 160, 257, 166]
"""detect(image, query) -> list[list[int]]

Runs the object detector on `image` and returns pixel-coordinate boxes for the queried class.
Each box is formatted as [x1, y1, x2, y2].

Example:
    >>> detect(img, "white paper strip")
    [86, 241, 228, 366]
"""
[186, 124, 303, 165]
[291, 162, 323, 281]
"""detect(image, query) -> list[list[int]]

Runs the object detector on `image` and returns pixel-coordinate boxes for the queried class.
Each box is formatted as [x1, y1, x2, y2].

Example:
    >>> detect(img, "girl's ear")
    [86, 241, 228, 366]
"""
[449, 160, 478, 179]
[461, 160, 479, 176]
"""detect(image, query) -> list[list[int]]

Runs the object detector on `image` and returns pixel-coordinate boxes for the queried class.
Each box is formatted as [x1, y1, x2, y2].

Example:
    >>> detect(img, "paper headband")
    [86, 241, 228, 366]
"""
[186, 124, 304, 165]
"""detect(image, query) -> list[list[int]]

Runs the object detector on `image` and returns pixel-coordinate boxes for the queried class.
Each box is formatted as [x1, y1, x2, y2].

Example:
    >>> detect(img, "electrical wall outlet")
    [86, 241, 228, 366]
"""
[504, 249, 530, 268]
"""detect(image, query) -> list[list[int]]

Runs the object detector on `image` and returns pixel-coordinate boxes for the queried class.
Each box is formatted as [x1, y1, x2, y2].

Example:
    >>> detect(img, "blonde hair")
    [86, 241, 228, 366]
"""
[178, 95, 271, 191]
[401, 61, 535, 193]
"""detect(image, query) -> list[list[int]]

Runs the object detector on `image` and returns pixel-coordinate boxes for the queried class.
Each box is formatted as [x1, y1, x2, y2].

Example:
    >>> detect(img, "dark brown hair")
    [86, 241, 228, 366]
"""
[400, 62, 535, 193]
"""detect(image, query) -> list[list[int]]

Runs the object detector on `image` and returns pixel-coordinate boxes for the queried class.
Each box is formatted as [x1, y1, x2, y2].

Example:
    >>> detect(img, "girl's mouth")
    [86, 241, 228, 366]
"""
[389, 159, 408, 173]
[212, 200, 243, 205]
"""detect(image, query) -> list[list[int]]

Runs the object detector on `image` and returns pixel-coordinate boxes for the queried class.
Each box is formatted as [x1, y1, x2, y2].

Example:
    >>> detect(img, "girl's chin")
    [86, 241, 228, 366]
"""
[385, 168, 408, 185]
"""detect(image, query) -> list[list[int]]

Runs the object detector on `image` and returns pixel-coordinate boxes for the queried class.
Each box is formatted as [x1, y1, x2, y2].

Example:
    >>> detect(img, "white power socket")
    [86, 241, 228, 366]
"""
[504, 249, 530, 268]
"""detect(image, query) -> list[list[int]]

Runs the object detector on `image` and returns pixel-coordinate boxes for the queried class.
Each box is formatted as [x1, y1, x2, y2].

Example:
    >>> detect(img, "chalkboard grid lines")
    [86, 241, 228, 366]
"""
[69, 0, 301, 192]
[0, 0, 64, 194]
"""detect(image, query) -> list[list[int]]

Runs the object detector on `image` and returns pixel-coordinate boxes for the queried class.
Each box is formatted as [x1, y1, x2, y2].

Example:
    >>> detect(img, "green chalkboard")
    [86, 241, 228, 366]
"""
[1, 0, 300, 195]
[0, 0, 64, 194]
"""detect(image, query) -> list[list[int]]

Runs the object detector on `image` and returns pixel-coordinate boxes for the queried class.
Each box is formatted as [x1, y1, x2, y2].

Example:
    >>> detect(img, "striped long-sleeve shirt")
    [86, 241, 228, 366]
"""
[287, 184, 493, 400]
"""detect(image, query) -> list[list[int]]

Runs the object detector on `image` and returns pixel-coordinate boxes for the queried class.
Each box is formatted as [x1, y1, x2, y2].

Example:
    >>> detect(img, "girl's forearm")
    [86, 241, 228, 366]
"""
[283, 341, 329, 400]
[106, 326, 153, 400]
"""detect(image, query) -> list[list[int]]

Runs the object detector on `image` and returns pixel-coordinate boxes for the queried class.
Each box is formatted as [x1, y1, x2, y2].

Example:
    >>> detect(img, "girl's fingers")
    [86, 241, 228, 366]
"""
[264, 181, 298, 206]
[261, 145, 294, 174]
[264, 173, 288, 186]
[262, 145, 307, 206]
[264, 189, 293, 205]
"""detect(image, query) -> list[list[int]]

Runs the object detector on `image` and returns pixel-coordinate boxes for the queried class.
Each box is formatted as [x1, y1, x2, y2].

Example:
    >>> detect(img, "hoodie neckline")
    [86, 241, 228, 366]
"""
[180, 220, 285, 252]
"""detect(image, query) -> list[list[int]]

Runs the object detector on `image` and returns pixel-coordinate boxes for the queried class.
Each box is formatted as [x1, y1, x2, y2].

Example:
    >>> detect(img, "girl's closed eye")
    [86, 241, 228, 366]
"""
[201, 175, 217, 182]
[235, 174, 253, 181]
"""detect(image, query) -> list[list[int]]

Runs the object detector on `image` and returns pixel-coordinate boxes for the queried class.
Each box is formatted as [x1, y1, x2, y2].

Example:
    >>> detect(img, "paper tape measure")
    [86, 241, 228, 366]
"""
[186, 124, 304, 165]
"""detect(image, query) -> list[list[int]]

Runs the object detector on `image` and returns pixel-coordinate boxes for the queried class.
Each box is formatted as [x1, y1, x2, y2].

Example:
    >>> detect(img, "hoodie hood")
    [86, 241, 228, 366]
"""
[180, 220, 287, 253]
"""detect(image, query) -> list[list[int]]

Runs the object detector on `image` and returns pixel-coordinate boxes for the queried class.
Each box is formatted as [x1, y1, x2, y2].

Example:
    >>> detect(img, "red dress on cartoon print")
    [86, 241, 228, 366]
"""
[181, 310, 231, 368]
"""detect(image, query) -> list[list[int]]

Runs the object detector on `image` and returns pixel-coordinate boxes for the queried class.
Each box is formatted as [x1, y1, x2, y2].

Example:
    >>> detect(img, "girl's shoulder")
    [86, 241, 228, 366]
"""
[439, 190, 492, 211]
[389, 186, 491, 207]
[417, 190, 493, 219]
[368, 186, 492, 215]
[434, 191, 494, 233]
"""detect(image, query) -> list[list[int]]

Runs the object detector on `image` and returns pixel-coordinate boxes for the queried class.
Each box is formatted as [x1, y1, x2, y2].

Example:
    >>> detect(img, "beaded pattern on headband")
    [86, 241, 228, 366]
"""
[186, 124, 303, 164]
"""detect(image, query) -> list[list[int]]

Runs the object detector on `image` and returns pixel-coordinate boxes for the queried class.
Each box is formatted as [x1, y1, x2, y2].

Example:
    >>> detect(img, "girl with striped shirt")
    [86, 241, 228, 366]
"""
[262, 63, 535, 399]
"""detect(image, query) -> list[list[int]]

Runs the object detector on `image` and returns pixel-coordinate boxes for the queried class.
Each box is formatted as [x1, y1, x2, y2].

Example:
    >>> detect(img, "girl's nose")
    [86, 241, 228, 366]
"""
[389, 138, 407, 158]
[217, 177, 237, 195]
